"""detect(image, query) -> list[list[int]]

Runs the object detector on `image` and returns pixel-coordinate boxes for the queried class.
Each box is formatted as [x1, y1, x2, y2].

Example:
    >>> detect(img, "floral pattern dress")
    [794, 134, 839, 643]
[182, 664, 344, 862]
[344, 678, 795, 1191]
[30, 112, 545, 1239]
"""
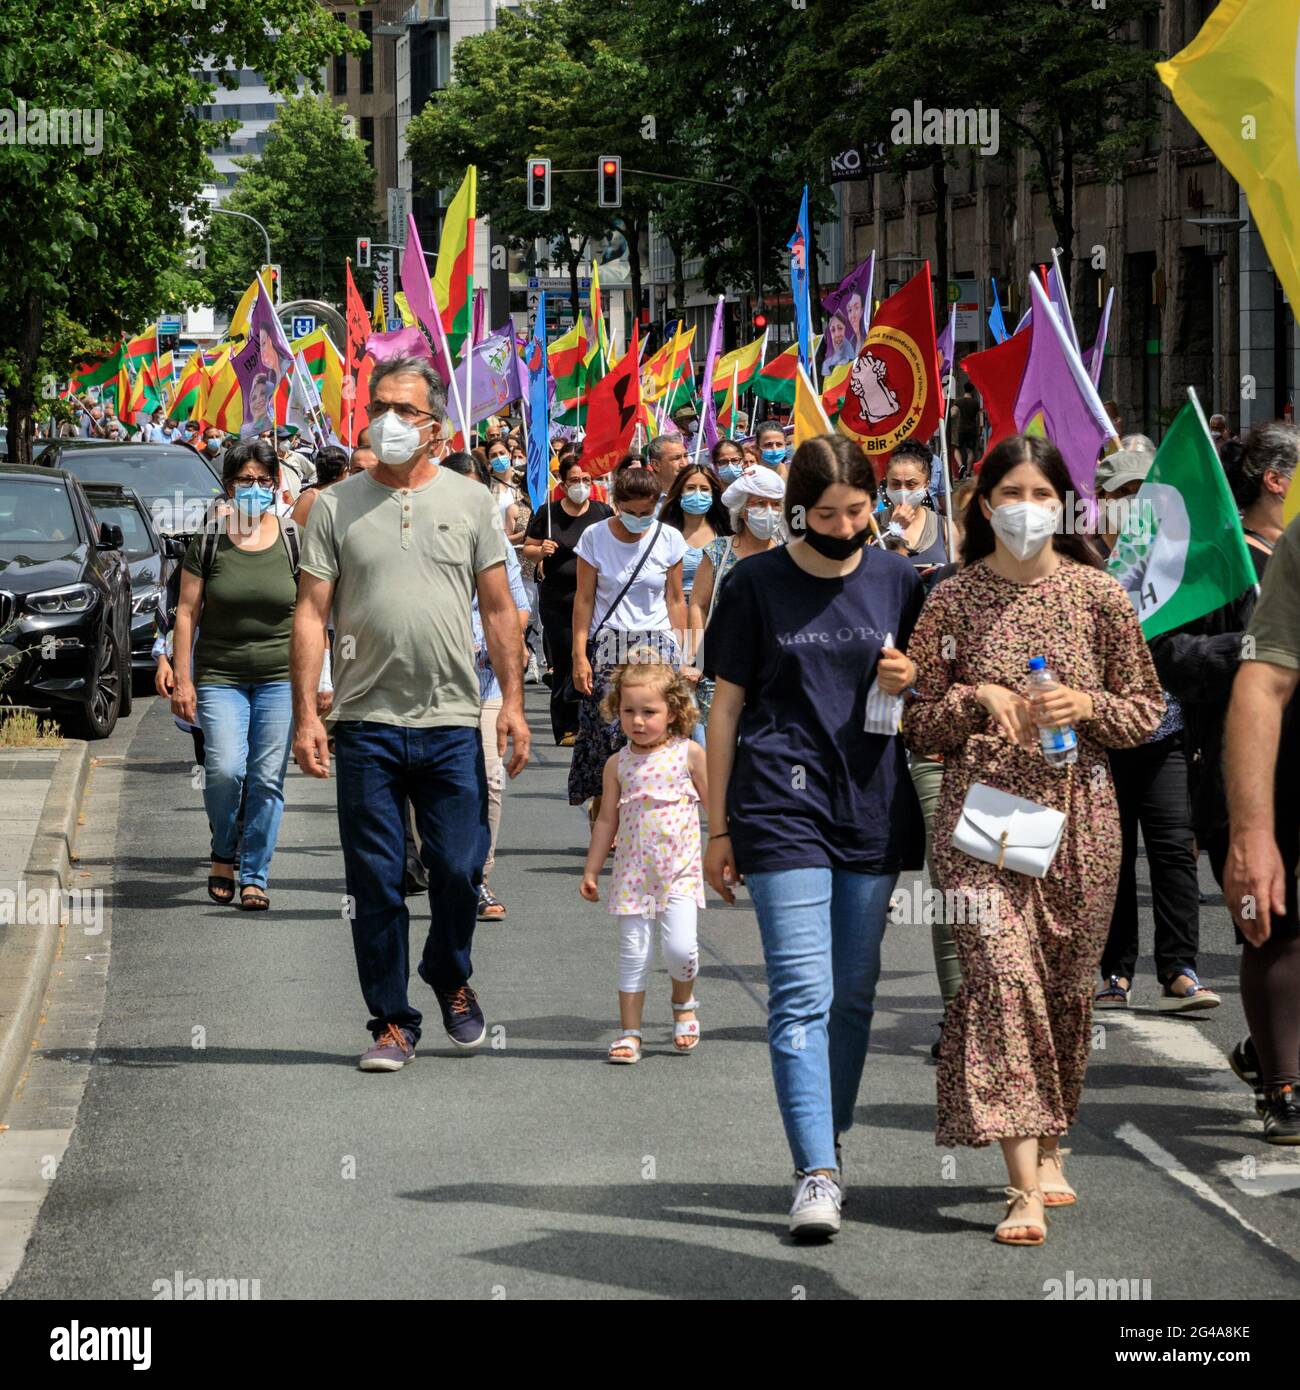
[609, 737, 705, 916]
[901, 560, 1163, 1148]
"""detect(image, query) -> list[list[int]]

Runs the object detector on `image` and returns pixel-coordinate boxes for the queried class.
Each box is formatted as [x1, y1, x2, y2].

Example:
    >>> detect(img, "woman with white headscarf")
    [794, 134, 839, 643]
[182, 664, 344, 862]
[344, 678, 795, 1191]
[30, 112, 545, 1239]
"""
[687, 467, 786, 732]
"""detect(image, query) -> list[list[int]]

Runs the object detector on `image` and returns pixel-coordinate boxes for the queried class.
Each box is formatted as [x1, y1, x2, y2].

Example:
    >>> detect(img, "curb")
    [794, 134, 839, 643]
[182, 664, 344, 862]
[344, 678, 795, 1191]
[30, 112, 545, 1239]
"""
[0, 741, 91, 1121]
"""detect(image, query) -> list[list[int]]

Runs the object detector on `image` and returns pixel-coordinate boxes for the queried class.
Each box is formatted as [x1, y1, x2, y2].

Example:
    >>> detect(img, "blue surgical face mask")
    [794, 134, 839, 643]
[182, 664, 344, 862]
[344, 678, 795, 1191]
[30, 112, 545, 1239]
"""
[233, 484, 274, 516]
[760, 447, 785, 467]
[717, 463, 743, 484]
[680, 491, 712, 514]
[621, 511, 656, 534]
[490, 455, 511, 473]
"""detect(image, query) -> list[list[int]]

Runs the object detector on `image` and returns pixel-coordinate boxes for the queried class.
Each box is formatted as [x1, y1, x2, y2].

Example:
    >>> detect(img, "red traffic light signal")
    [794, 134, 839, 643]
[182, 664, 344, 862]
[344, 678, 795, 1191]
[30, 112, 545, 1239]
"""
[526, 157, 551, 212]
[597, 154, 621, 208]
[356, 237, 371, 268]
[753, 310, 768, 331]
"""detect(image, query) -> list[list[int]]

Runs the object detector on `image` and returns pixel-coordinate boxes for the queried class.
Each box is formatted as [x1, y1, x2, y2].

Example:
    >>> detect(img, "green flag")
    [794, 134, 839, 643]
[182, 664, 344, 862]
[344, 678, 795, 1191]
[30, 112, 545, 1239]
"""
[1107, 392, 1255, 639]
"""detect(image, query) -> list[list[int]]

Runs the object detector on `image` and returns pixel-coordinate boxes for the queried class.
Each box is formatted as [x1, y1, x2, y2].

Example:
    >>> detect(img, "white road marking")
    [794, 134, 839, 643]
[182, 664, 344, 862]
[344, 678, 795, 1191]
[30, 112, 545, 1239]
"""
[1114, 1122, 1290, 1258]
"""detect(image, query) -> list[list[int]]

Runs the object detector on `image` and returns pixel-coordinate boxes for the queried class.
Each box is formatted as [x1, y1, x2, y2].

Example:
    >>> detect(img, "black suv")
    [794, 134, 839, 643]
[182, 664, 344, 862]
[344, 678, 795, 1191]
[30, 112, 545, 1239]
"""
[33, 439, 223, 537]
[0, 464, 134, 738]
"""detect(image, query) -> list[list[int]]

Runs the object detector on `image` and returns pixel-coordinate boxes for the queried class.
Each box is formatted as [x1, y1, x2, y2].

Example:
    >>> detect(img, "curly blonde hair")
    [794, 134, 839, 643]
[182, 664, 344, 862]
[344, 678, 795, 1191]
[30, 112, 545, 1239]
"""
[600, 648, 697, 737]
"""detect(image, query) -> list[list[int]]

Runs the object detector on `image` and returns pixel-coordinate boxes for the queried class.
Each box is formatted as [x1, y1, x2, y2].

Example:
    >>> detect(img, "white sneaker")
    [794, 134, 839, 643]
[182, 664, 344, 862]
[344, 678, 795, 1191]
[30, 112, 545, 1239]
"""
[789, 1171, 842, 1239]
[524, 654, 541, 684]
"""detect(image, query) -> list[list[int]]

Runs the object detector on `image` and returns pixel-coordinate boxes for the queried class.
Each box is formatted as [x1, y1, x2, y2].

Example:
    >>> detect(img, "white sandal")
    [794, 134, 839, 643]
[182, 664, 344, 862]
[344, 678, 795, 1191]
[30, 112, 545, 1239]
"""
[994, 1186, 1049, 1246]
[671, 997, 700, 1053]
[608, 1029, 642, 1065]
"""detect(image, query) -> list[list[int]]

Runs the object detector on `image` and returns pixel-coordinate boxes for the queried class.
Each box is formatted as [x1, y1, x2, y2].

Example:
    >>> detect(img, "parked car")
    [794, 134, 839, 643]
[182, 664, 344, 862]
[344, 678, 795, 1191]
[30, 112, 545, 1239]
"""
[82, 482, 184, 688]
[33, 440, 223, 537]
[0, 464, 133, 738]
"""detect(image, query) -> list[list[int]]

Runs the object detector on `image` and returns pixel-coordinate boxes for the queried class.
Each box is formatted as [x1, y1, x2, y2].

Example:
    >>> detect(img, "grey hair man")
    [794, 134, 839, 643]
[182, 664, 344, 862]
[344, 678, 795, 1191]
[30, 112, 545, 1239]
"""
[647, 432, 688, 500]
[291, 354, 530, 1072]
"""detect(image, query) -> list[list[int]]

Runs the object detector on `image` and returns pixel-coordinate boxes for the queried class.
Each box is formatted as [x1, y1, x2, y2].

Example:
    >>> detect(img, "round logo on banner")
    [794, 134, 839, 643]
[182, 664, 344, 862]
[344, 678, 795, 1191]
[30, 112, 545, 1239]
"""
[838, 326, 931, 456]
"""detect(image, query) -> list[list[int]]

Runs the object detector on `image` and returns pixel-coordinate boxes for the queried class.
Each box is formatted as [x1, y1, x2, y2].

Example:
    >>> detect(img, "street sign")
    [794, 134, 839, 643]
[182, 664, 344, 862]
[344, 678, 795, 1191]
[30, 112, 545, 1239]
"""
[375, 252, 394, 323]
[950, 277, 982, 342]
[157, 315, 182, 336]
[527, 276, 590, 291]
[292, 315, 316, 340]
[387, 315, 403, 332]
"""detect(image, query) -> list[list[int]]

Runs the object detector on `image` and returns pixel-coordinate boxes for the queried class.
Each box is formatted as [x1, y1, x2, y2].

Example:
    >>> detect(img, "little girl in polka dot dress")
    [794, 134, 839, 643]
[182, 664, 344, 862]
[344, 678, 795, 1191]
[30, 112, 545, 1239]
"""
[580, 650, 708, 1064]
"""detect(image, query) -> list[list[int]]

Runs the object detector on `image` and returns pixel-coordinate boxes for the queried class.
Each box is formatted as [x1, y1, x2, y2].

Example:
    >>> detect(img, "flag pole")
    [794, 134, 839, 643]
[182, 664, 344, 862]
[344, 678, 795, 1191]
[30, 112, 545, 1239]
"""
[729, 362, 739, 440]
[430, 286, 471, 446]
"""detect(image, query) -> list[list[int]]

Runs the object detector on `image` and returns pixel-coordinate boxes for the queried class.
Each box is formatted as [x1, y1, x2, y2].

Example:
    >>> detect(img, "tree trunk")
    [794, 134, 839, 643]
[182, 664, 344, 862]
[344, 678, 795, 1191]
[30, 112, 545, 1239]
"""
[933, 155, 950, 332]
[1058, 128, 1075, 310]
[7, 289, 43, 466]
[673, 243, 685, 317]
[567, 244, 582, 327]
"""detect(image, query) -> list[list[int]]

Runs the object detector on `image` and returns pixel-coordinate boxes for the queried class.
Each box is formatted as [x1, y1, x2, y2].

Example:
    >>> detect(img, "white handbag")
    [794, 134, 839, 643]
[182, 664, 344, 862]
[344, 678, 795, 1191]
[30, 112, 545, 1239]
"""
[952, 782, 1066, 879]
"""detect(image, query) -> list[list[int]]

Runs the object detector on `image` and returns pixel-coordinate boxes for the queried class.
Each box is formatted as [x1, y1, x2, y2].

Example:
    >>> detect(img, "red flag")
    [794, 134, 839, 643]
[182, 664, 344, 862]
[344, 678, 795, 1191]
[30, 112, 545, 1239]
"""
[579, 323, 642, 477]
[344, 260, 371, 446]
[960, 325, 1033, 467]
[837, 265, 941, 476]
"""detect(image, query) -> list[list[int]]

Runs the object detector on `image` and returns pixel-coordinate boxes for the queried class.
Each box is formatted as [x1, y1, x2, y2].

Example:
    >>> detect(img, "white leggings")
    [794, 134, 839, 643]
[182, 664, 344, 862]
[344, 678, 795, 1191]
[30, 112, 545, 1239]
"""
[617, 896, 699, 995]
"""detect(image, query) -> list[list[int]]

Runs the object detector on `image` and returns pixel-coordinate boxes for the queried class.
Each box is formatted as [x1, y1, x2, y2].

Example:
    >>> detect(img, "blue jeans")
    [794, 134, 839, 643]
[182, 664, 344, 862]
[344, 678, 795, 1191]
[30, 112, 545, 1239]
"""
[333, 721, 489, 1043]
[195, 681, 293, 890]
[746, 867, 897, 1174]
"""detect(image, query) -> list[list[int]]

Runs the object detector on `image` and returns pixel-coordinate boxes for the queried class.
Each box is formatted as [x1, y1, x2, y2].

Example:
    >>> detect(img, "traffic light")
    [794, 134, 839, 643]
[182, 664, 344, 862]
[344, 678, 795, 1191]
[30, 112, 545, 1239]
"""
[356, 238, 371, 268]
[598, 155, 621, 208]
[753, 307, 768, 332]
[527, 158, 551, 212]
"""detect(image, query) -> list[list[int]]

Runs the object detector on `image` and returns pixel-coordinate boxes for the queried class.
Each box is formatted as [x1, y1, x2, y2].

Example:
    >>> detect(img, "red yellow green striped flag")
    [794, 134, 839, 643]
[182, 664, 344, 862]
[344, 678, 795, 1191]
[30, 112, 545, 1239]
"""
[752, 336, 822, 405]
[548, 318, 589, 401]
[68, 340, 127, 396]
[710, 331, 767, 398]
[432, 165, 476, 359]
[291, 327, 345, 432]
[125, 327, 158, 378]
[641, 325, 695, 402]
[166, 354, 205, 420]
[821, 360, 852, 421]
[127, 356, 165, 418]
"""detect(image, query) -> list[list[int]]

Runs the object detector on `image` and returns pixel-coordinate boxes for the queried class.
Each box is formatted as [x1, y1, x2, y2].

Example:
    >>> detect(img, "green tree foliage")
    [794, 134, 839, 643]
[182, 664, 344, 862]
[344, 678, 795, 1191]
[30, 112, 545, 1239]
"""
[204, 95, 377, 313]
[0, 0, 364, 462]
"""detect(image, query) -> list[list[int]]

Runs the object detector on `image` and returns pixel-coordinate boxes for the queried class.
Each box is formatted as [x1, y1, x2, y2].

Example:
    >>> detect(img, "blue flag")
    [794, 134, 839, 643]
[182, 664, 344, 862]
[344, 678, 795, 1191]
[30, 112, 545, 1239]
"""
[988, 276, 1009, 345]
[788, 185, 812, 377]
[525, 292, 551, 512]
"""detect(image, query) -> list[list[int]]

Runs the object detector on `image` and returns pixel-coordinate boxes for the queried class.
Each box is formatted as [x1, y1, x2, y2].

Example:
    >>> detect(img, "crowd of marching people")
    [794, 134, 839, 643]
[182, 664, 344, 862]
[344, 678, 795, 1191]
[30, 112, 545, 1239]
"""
[143, 352, 1300, 1246]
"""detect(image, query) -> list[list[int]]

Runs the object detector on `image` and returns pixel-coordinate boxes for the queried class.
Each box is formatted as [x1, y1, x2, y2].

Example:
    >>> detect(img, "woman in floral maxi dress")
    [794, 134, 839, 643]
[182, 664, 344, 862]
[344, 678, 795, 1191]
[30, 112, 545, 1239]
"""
[902, 436, 1163, 1245]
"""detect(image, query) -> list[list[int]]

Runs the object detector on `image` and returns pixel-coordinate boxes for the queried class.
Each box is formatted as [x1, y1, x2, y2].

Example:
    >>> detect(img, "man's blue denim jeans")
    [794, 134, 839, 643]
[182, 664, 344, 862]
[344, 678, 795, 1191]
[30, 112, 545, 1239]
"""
[333, 721, 490, 1043]
[195, 681, 293, 890]
[746, 867, 898, 1174]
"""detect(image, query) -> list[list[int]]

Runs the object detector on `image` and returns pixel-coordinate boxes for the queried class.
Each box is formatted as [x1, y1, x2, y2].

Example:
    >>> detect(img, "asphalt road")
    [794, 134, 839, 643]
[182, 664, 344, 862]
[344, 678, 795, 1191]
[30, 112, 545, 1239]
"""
[3, 690, 1299, 1300]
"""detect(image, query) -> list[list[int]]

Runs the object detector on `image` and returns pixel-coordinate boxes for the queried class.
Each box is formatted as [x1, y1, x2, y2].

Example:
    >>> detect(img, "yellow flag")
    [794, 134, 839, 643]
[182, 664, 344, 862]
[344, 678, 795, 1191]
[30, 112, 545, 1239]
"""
[372, 290, 385, 333]
[1157, 0, 1300, 312]
[228, 266, 277, 343]
[394, 292, 417, 328]
[794, 362, 834, 450]
[1284, 468, 1300, 527]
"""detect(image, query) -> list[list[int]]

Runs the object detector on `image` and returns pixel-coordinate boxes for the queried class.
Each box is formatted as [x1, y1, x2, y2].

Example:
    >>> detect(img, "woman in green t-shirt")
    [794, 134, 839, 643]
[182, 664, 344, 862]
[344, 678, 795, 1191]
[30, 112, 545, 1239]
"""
[171, 440, 299, 911]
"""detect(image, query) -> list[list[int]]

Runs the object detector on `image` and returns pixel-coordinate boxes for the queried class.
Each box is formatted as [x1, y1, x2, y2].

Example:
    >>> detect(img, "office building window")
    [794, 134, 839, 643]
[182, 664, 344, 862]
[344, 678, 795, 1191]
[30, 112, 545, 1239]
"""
[361, 12, 374, 95]
[334, 53, 348, 95]
[360, 116, 375, 168]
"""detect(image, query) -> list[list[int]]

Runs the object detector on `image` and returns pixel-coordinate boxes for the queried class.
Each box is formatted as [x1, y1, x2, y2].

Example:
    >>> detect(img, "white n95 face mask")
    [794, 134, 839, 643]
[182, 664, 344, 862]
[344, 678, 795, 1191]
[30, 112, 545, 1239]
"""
[989, 501, 1060, 561]
[370, 409, 423, 467]
[886, 486, 927, 508]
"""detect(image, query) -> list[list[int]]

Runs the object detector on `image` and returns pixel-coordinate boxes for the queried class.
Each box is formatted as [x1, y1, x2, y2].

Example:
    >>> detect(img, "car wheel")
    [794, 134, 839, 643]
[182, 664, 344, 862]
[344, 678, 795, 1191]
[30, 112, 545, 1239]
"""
[62, 627, 122, 740]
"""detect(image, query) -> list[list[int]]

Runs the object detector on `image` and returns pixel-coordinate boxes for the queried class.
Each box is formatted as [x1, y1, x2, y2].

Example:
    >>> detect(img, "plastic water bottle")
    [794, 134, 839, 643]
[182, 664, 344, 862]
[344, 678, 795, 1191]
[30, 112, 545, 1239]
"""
[1027, 656, 1078, 766]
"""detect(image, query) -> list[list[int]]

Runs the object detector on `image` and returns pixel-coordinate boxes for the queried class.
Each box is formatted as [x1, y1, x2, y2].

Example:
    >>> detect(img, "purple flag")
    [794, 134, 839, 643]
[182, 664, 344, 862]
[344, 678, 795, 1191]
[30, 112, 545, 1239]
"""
[231, 273, 294, 439]
[1014, 275, 1117, 502]
[936, 305, 956, 380]
[365, 325, 434, 363]
[821, 254, 874, 349]
[400, 214, 451, 383]
[698, 296, 726, 455]
[1084, 287, 1114, 389]
[1047, 252, 1080, 354]
[454, 325, 522, 426]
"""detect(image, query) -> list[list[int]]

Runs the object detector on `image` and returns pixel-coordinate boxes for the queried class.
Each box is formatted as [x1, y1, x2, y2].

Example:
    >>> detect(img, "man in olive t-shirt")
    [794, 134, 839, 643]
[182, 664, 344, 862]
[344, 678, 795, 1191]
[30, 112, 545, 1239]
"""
[291, 357, 531, 1072]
